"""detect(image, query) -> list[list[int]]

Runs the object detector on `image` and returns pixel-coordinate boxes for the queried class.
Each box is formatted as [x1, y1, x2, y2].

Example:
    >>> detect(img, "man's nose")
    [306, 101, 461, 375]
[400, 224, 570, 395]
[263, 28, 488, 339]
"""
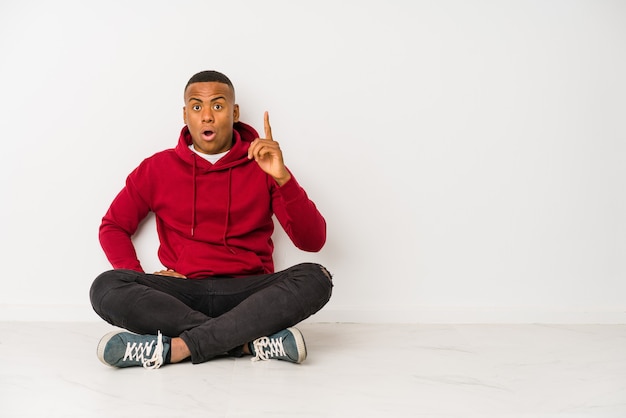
[202, 108, 214, 122]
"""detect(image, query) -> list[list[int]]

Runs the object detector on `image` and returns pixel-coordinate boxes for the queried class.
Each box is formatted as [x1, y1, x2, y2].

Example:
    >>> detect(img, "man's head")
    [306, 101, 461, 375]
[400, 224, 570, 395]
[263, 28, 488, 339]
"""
[183, 71, 240, 155]
[184, 70, 235, 97]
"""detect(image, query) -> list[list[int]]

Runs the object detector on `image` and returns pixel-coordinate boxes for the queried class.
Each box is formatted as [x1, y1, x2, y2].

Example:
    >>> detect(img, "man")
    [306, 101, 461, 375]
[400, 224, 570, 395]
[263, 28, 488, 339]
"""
[90, 70, 332, 369]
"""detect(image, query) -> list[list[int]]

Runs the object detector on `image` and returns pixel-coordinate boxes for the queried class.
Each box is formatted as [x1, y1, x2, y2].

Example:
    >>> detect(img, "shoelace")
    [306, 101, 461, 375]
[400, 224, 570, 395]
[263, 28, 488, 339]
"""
[251, 335, 286, 362]
[122, 331, 164, 369]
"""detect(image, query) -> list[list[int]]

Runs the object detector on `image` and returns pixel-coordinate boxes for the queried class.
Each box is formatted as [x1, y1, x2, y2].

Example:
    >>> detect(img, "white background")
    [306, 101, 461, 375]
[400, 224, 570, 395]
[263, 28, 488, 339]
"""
[0, 0, 624, 323]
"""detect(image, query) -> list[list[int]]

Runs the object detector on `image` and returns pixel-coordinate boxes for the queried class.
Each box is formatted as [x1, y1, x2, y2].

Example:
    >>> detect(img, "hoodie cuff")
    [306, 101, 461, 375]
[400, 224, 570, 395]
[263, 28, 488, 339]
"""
[275, 174, 306, 203]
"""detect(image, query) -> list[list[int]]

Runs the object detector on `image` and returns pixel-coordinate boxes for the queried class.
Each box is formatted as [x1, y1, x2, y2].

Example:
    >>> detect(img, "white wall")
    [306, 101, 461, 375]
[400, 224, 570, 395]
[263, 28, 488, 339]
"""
[1, 0, 624, 323]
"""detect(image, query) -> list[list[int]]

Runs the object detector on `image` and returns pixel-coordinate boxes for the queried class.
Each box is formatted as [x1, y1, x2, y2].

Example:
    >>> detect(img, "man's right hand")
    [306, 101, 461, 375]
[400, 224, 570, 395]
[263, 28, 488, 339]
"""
[154, 269, 187, 279]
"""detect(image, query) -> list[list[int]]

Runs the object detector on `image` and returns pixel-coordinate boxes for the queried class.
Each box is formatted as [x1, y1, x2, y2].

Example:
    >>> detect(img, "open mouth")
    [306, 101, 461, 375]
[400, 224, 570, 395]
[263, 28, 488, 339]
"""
[202, 130, 215, 140]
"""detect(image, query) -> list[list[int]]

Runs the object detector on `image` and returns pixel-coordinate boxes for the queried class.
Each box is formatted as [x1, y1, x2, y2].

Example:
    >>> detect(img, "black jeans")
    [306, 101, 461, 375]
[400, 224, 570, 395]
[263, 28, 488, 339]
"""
[90, 262, 333, 364]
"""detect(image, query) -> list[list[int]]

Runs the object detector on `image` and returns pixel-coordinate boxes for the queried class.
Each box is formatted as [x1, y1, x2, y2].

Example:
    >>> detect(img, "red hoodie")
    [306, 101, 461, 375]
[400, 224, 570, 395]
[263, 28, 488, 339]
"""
[99, 122, 326, 278]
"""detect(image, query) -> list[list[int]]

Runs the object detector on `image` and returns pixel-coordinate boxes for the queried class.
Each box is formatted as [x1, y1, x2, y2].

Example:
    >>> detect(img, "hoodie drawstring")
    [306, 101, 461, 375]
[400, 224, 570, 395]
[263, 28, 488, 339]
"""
[222, 168, 235, 254]
[191, 154, 197, 237]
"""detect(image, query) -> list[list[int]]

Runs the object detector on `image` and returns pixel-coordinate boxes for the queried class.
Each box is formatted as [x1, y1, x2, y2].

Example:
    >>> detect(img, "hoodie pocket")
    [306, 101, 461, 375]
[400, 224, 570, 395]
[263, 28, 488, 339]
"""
[175, 242, 265, 277]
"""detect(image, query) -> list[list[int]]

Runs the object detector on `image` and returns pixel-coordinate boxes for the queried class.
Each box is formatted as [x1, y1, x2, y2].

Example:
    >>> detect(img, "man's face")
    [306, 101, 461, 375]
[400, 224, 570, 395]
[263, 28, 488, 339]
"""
[183, 81, 239, 155]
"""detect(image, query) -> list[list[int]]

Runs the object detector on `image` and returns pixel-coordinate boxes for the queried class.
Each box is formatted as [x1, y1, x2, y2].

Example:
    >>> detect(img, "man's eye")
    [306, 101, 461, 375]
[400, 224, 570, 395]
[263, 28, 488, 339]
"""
[213, 104, 223, 110]
[193, 105, 201, 111]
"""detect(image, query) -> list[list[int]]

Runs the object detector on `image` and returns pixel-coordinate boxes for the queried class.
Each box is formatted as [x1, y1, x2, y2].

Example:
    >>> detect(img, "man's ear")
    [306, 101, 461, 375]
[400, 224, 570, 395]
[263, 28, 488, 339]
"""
[182, 106, 188, 124]
[233, 104, 240, 123]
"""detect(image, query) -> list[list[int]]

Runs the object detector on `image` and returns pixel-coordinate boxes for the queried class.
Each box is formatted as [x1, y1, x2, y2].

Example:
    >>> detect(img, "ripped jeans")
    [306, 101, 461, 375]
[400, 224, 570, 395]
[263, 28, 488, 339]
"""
[89, 263, 333, 364]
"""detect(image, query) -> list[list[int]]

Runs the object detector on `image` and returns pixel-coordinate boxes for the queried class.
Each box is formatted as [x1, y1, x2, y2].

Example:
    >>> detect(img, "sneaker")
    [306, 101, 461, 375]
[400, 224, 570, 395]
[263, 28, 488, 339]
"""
[97, 330, 169, 369]
[250, 327, 307, 364]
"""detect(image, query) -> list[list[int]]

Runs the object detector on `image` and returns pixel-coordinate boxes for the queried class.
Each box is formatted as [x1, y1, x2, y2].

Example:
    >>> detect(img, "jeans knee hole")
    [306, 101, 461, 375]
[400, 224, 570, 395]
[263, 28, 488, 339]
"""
[319, 265, 332, 281]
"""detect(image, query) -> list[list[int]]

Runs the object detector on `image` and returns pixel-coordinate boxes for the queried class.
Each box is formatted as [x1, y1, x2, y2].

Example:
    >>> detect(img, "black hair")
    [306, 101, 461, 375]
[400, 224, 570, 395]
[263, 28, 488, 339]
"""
[184, 70, 234, 96]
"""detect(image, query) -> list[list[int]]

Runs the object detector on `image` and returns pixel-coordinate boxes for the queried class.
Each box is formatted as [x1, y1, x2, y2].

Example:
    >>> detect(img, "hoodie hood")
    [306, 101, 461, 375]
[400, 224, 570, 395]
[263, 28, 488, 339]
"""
[175, 121, 260, 172]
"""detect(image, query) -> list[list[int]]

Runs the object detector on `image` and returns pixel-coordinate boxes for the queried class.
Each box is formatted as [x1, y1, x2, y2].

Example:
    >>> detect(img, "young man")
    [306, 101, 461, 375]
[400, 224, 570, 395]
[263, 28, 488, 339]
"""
[90, 71, 332, 369]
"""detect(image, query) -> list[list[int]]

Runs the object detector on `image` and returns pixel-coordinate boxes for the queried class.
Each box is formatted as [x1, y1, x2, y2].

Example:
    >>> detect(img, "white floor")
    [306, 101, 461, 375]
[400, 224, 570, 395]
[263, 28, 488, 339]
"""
[1, 322, 625, 417]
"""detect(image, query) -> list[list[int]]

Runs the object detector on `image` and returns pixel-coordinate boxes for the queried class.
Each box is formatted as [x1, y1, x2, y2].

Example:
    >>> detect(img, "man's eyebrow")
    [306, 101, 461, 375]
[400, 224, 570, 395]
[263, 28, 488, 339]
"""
[187, 96, 227, 103]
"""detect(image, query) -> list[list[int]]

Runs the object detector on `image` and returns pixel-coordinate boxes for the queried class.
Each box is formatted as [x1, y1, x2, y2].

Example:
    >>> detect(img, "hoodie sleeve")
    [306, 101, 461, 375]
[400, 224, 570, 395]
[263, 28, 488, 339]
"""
[271, 172, 326, 252]
[99, 169, 151, 272]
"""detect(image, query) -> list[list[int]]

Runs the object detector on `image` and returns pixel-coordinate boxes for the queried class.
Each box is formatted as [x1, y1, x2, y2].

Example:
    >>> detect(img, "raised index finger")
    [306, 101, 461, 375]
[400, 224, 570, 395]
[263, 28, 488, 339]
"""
[264, 111, 272, 140]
